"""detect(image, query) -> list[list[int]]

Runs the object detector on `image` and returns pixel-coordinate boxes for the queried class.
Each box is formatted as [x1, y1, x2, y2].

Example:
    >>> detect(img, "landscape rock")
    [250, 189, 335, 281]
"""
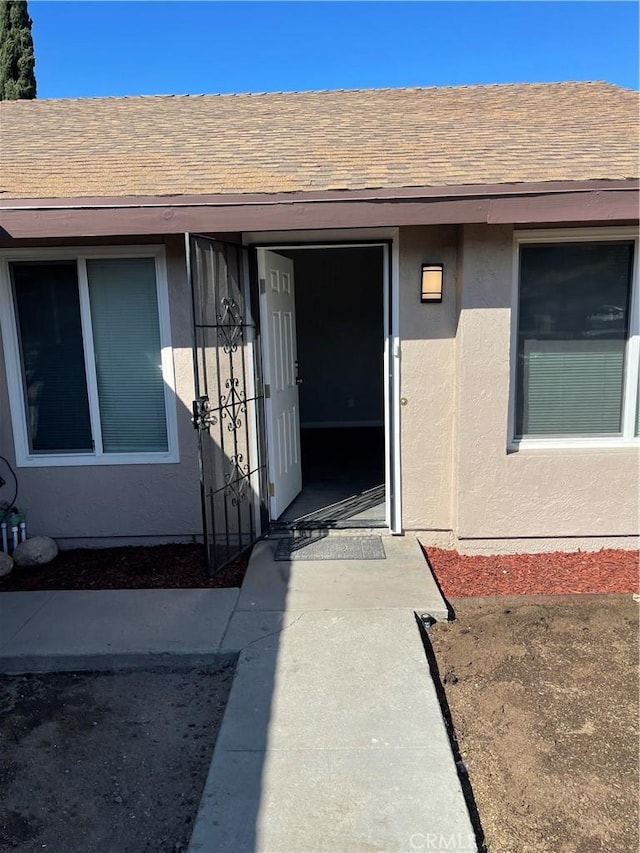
[13, 536, 58, 567]
[0, 551, 14, 577]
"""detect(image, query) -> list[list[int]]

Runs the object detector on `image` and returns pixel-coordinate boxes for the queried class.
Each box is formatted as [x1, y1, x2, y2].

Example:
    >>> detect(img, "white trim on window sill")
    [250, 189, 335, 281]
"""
[15, 451, 180, 468]
[508, 437, 640, 452]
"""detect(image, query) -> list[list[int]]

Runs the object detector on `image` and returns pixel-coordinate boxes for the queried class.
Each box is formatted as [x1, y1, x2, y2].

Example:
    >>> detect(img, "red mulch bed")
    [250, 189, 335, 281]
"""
[422, 545, 639, 598]
[0, 544, 250, 591]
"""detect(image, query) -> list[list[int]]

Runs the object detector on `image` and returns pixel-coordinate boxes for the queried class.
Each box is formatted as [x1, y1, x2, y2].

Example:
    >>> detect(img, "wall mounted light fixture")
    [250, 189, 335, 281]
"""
[421, 263, 444, 303]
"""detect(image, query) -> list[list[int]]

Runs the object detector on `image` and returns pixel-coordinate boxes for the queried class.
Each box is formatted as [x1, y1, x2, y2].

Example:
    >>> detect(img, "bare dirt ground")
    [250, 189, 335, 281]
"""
[0, 660, 236, 852]
[429, 594, 639, 853]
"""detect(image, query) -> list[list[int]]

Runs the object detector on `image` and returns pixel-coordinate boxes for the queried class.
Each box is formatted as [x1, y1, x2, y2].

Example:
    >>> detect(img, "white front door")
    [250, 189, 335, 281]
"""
[258, 250, 302, 518]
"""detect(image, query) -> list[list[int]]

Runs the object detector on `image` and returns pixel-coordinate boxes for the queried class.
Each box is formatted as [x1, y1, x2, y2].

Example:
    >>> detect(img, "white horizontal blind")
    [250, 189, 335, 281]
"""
[87, 258, 168, 453]
[521, 341, 625, 434]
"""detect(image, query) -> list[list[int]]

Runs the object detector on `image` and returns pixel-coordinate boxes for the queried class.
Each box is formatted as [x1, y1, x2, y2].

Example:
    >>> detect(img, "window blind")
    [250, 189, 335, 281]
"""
[516, 242, 633, 438]
[11, 261, 93, 453]
[87, 258, 168, 453]
[520, 341, 625, 435]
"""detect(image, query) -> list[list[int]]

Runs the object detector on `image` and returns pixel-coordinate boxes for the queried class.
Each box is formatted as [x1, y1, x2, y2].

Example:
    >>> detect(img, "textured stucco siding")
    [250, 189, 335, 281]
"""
[453, 224, 639, 547]
[0, 236, 202, 546]
[398, 226, 458, 532]
[398, 223, 639, 551]
[1, 226, 637, 551]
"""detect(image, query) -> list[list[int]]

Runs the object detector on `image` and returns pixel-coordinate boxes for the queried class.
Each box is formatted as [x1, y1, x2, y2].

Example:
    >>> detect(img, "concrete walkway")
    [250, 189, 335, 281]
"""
[191, 536, 476, 852]
[0, 588, 239, 668]
[0, 534, 477, 852]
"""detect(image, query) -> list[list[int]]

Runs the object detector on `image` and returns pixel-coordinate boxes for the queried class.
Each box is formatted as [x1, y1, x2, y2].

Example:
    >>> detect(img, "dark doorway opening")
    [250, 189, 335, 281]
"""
[269, 245, 386, 528]
[278, 426, 385, 525]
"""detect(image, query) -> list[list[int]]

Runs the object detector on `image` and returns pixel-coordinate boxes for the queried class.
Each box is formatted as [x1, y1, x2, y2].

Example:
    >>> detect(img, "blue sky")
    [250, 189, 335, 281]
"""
[30, 1, 639, 99]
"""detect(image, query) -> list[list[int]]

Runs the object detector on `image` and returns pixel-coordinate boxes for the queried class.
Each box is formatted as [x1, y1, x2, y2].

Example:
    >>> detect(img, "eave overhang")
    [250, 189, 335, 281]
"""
[0, 179, 637, 241]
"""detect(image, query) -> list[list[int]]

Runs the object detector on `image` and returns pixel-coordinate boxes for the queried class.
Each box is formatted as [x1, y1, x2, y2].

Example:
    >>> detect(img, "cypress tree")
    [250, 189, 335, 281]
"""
[0, 0, 36, 100]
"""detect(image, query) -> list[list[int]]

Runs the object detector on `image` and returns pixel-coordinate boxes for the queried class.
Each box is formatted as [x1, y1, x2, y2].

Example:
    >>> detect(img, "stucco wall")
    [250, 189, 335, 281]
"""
[398, 223, 639, 551]
[0, 236, 202, 546]
[398, 226, 459, 532]
[2, 226, 637, 551]
[453, 224, 639, 550]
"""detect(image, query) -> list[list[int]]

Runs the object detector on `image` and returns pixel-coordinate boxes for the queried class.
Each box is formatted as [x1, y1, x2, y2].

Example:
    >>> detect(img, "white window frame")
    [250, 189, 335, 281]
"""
[0, 245, 179, 467]
[509, 227, 640, 450]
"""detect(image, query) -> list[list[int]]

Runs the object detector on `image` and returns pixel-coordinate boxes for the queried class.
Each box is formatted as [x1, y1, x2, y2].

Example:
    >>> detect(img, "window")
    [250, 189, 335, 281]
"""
[512, 230, 639, 447]
[1, 248, 177, 466]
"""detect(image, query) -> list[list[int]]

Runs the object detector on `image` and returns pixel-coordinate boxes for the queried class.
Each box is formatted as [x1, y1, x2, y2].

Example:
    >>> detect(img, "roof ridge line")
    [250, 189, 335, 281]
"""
[0, 80, 628, 105]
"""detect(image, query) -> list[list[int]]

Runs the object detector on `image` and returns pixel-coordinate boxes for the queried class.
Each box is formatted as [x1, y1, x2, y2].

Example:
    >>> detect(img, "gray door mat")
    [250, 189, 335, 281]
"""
[274, 535, 386, 561]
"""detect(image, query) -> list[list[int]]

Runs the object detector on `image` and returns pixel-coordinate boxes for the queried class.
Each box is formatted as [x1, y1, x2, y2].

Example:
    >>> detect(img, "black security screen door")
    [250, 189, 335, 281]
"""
[187, 234, 267, 576]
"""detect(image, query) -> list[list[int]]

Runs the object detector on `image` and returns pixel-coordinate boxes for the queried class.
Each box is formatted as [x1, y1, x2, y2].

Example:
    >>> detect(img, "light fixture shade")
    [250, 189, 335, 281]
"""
[421, 263, 444, 303]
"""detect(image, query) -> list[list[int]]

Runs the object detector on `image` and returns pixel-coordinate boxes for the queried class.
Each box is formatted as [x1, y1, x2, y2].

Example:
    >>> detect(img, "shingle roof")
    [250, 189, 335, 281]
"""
[1, 82, 637, 200]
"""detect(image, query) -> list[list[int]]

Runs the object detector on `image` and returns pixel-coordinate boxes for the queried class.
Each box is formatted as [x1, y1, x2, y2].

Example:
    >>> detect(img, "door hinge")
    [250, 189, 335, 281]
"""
[259, 277, 266, 294]
[264, 384, 271, 399]
[269, 482, 275, 497]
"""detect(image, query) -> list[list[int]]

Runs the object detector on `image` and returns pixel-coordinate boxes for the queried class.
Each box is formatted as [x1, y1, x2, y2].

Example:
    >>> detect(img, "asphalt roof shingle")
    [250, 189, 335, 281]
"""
[0, 82, 637, 200]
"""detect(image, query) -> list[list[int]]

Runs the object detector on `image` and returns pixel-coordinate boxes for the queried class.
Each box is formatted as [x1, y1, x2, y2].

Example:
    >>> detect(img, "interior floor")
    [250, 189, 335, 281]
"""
[278, 427, 385, 526]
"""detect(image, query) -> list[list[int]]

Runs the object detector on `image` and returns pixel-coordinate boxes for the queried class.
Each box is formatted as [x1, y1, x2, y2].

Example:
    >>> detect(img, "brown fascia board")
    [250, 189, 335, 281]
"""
[1, 178, 637, 208]
[0, 179, 638, 240]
